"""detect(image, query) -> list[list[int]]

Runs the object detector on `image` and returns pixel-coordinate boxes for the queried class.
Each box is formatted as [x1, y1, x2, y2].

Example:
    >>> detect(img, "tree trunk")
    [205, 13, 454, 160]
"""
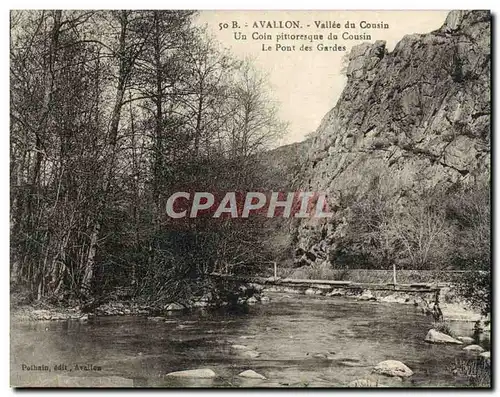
[80, 11, 129, 294]
[30, 10, 61, 298]
[152, 11, 164, 226]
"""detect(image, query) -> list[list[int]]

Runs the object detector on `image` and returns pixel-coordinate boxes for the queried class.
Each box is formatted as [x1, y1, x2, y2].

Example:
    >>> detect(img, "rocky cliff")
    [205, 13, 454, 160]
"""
[295, 10, 490, 267]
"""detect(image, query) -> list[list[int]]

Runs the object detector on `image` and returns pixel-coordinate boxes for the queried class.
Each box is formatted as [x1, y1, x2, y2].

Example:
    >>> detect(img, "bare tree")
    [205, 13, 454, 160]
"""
[10, 10, 289, 305]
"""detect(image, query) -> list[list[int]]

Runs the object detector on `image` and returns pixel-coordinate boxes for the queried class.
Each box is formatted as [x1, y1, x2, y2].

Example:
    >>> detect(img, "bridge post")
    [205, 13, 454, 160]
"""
[274, 262, 277, 279]
[393, 263, 397, 286]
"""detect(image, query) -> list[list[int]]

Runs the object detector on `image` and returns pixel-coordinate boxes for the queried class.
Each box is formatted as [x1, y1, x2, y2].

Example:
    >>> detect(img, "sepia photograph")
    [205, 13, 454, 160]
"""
[9, 8, 491, 388]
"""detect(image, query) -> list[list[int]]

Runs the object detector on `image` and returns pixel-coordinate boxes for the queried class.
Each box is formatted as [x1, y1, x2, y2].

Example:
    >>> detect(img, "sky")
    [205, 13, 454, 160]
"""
[195, 10, 450, 145]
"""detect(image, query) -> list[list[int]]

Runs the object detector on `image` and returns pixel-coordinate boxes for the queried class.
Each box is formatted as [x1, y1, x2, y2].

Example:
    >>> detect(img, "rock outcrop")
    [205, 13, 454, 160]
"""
[457, 336, 475, 344]
[294, 11, 490, 265]
[240, 350, 260, 359]
[238, 370, 267, 379]
[372, 360, 414, 377]
[165, 369, 217, 378]
[425, 329, 463, 344]
[463, 344, 485, 352]
[231, 344, 261, 359]
[231, 344, 253, 350]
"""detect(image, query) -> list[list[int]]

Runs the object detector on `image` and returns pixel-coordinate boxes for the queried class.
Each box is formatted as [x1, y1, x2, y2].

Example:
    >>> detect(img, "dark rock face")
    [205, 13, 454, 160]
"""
[296, 11, 490, 265]
[258, 140, 311, 191]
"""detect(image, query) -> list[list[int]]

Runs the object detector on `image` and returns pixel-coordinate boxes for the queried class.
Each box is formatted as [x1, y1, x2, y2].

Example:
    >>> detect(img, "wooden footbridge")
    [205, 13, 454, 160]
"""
[210, 261, 449, 295]
[209, 273, 444, 294]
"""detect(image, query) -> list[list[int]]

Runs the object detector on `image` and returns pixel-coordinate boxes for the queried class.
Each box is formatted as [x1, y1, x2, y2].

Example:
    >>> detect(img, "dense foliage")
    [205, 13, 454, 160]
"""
[10, 10, 286, 304]
[330, 178, 490, 311]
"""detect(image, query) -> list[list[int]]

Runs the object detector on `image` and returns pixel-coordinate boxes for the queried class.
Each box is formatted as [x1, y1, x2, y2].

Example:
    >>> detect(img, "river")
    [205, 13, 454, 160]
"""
[10, 292, 483, 388]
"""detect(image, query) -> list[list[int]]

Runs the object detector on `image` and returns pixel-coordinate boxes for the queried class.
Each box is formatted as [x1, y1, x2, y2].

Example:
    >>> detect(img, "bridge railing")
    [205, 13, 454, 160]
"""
[219, 262, 488, 285]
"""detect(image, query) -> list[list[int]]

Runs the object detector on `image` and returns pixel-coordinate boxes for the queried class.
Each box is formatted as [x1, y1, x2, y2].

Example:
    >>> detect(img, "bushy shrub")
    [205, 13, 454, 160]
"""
[431, 320, 456, 337]
[450, 358, 491, 388]
[456, 271, 491, 316]
[328, 178, 490, 315]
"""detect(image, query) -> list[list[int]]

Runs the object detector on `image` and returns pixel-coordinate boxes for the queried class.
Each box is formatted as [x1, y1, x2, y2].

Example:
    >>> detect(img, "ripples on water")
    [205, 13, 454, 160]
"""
[11, 293, 484, 387]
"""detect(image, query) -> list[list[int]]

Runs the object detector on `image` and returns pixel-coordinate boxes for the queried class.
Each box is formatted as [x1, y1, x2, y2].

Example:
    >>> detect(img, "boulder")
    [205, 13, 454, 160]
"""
[192, 301, 208, 308]
[32, 309, 52, 321]
[463, 344, 485, 353]
[372, 360, 413, 377]
[166, 369, 216, 378]
[165, 303, 184, 311]
[283, 287, 300, 294]
[379, 295, 406, 304]
[457, 336, 475, 344]
[231, 344, 251, 350]
[479, 351, 490, 360]
[176, 324, 193, 330]
[305, 288, 316, 295]
[358, 290, 376, 301]
[238, 370, 266, 380]
[231, 344, 260, 358]
[147, 316, 165, 322]
[247, 296, 258, 304]
[311, 352, 335, 360]
[240, 350, 260, 359]
[370, 374, 404, 387]
[424, 329, 463, 344]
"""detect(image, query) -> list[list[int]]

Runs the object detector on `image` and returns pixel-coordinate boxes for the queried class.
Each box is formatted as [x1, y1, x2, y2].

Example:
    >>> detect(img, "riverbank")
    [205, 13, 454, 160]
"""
[263, 284, 486, 324]
[10, 283, 267, 322]
[10, 282, 486, 327]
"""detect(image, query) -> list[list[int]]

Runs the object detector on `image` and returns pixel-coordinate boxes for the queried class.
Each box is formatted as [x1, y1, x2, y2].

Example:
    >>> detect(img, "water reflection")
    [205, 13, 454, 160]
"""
[11, 293, 485, 387]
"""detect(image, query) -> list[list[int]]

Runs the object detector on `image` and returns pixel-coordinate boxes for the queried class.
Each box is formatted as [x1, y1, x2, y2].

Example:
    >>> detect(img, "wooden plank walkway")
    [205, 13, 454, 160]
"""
[209, 273, 442, 293]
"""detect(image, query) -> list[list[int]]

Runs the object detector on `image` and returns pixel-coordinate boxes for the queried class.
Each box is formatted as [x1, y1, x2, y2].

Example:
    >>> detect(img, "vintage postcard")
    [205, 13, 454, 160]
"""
[10, 9, 491, 388]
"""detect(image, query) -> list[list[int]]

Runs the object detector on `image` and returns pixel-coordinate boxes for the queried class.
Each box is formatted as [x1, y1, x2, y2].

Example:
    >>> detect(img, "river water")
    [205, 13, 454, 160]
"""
[11, 293, 483, 388]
